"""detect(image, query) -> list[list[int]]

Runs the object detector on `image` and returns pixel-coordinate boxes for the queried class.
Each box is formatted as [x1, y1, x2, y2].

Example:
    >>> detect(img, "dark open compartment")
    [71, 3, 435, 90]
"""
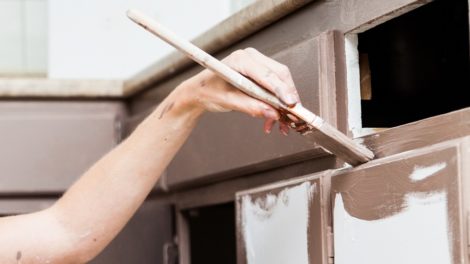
[358, 0, 470, 127]
[185, 202, 236, 264]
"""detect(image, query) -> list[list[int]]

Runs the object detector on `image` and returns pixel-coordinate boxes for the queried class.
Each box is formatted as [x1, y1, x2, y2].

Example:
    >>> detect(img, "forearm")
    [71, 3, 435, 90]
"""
[50, 84, 203, 261]
[0, 48, 300, 263]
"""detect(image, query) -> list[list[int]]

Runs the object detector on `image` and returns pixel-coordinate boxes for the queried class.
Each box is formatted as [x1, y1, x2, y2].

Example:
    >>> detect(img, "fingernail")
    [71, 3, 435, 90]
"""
[263, 108, 279, 120]
[284, 94, 298, 106]
[265, 127, 272, 134]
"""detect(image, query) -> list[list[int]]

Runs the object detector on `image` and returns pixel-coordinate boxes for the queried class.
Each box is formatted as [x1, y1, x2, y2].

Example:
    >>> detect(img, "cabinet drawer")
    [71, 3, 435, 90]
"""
[167, 31, 347, 189]
[331, 137, 470, 264]
[236, 171, 332, 264]
[0, 102, 124, 194]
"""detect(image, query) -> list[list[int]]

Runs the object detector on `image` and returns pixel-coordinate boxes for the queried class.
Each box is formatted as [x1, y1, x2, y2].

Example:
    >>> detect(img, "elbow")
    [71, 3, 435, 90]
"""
[43, 207, 107, 263]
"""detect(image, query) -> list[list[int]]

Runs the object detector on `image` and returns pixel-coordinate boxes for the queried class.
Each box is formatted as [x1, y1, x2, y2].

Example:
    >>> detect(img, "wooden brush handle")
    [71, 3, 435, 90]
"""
[127, 9, 289, 111]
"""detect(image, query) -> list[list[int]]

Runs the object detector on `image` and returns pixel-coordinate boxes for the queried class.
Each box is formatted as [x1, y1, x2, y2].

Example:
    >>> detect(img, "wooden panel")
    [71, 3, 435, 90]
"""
[236, 172, 332, 264]
[359, 107, 470, 159]
[0, 102, 125, 194]
[0, 199, 55, 216]
[331, 138, 469, 264]
[165, 31, 345, 189]
[92, 199, 173, 264]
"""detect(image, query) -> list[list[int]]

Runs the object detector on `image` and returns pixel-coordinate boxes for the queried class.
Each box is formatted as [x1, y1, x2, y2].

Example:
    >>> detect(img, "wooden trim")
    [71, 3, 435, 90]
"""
[460, 137, 470, 257]
[0, 199, 55, 215]
[176, 209, 191, 264]
[358, 107, 470, 159]
[318, 31, 338, 127]
[170, 156, 337, 210]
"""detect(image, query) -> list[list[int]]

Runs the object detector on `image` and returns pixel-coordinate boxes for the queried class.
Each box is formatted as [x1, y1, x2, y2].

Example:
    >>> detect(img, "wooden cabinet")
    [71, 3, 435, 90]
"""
[236, 173, 331, 264]
[0, 198, 173, 264]
[0, 102, 125, 193]
[92, 199, 174, 264]
[331, 137, 470, 264]
[235, 114, 470, 264]
[166, 31, 347, 189]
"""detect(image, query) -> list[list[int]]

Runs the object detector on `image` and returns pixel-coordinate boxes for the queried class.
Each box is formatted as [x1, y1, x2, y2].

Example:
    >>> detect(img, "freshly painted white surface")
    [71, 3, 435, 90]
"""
[410, 162, 447, 182]
[345, 34, 362, 136]
[48, 0, 232, 79]
[241, 182, 314, 264]
[334, 192, 452, 264]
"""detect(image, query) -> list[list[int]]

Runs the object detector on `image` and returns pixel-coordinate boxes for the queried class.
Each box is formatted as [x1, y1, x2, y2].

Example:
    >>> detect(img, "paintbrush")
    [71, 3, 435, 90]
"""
[126, 9, 374, 165]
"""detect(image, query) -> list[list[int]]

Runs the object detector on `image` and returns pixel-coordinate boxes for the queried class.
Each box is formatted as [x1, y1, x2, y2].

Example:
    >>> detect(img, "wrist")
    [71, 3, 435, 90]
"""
[172, 79, 206, 116]
[149, 80, 205, 123]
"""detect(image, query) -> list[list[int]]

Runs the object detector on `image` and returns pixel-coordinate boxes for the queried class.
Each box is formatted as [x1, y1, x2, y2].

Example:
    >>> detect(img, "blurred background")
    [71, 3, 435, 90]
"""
[0, 0, 255, 79]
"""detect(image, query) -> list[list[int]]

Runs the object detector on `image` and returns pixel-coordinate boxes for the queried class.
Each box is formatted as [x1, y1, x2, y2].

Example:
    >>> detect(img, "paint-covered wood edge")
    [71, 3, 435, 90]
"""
[357, 107, 470, 159]
[234, 173, 333, 264]
[330, 137, 469, 263]
[458, 136, 470, 260]
[123, 0, 316, 96]
[176, 208, 191, 264]
[0, 78, 125, 98]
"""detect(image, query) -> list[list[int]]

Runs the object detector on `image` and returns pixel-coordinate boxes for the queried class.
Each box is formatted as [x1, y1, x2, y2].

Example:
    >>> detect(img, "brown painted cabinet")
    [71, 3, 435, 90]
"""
[236, 135, 470, 264]
[166, 31, 347, 189]
[0, 102, 124, 193]
[236, 173, 331, 264]
[331, 137, 470, 264]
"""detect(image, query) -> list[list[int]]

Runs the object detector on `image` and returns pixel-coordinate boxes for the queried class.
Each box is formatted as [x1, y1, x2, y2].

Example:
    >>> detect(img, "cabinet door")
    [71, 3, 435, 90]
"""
[91, 199, 174, 264]
[167, 31, 347, 189]
[0, 102, 124, 193]
[331, 137, 470, 264]
[236, 173, 332, 264]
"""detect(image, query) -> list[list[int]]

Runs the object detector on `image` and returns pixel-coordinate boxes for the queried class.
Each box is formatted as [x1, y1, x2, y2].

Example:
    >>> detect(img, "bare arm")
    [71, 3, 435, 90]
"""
[0, 48, 300, 263]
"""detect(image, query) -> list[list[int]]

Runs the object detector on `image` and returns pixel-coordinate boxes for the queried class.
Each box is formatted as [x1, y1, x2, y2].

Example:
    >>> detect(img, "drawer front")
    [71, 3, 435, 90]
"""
[331, 138, 469, 264]
[92, 199, 173, 264]
[236, 172, 332, 264]
[0, 102, 124, 193]
[167, 31, 346, 189]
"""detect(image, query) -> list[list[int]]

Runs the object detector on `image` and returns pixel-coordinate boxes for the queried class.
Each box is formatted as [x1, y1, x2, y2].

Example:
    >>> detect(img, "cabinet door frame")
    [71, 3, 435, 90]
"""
[235, 171, 333, 264]
[330, 136, 470, 263]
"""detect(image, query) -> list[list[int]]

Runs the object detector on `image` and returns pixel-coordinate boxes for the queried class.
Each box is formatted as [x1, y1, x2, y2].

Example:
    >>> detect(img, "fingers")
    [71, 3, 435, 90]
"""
[215, 88, 281, 121]
[264, 119, 276, 134]
[279, 121, 290, 136]
[244, 47, 300, 103]
[224, 49, 300, 107]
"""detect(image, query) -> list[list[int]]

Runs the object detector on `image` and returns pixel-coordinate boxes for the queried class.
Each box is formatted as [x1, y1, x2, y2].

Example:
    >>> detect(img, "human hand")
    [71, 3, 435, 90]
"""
[176, 48, 302, 135]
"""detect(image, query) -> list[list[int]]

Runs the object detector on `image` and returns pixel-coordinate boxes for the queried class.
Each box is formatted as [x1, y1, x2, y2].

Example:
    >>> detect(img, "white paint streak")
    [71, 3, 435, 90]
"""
[410, 162, 447, 182]
[241, 182, 314, 264]
[334, 192, 452, 264]
[345, 34, 362, 137]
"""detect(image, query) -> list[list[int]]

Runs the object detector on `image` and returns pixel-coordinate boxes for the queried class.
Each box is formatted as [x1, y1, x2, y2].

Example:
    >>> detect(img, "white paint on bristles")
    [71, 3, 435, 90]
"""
[334, 192, 452, 264]
[241, 182, 314, 264]
[409, 162, 447, 182]
[344, 34, 363, 137]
